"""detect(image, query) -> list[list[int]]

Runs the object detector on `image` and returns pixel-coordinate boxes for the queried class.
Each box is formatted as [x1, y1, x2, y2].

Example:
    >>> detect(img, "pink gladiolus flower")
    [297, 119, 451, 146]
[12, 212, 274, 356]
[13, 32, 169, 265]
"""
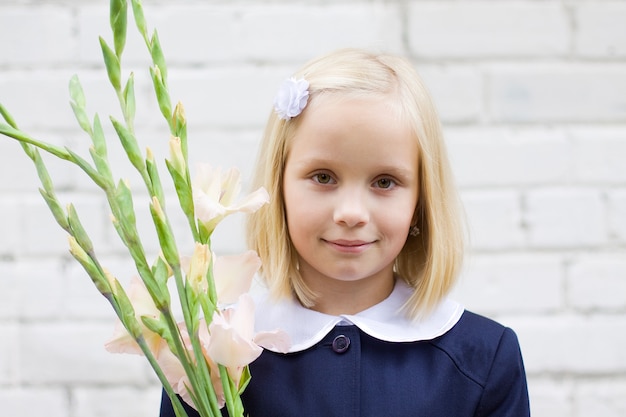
[192, 164, 269, 234]
[186, 242, 211, 294]
[152, 295, 291, 411]
[104, 276, 162, 356]
[158, 323, 227, 409]
[156, 339, 195, 406]
[213, 250, 261, 305]
[207, 294, 291, 384]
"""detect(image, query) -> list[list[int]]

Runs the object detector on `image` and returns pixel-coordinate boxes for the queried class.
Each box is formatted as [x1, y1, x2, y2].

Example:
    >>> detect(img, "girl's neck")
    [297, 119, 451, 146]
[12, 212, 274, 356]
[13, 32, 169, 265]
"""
[303, 272, 396, 316]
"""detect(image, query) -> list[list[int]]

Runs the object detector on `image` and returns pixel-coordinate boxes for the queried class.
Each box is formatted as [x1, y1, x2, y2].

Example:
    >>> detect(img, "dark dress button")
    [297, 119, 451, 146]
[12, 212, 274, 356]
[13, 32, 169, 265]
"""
[332, 335, 350, 353]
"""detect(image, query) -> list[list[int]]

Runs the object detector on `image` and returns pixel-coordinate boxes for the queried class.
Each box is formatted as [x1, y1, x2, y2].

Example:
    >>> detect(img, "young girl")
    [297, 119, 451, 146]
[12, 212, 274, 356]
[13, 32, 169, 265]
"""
[160, 48, 530, 417]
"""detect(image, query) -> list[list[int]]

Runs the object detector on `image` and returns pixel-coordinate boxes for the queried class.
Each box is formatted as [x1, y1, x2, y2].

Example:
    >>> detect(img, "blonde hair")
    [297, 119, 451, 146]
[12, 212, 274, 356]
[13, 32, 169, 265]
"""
[246, 49, 465, 320]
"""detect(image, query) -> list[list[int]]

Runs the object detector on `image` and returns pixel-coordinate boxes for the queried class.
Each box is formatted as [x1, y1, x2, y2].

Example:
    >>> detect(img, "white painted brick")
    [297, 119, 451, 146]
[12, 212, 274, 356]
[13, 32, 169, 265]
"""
[407, 2, 569, 58]
[460, 190, 525, 250]
[17, 199, 69, 256]
[186, 128, 262, 185]
[73, 387, 161, 417]
[160, 4, 404, 63]
[78, 3, 404, 65]
[1, 1, 626, 416]
[63, 257, 139, 321]
[166, 66, 289, 129]
[0, 388, 67, 417]
[0, 131, 74, 191]
[569, 127, 626, 184]
[452, 253, 564, 315]
[575, 380, 626, 417]
[488, 64, 626, 123]
[0, 197, 20, 256]
[0, 324, 19, 384]
[19, 194, 108, 256]
[0, 263, 19, 319]
[0, 6, 74, 65]
[0, 71, 79, 130]
[14, 258, 66, 320]
[446, 128, 572, 187]
[19, 322, 152, 385]
[574, 2, 626, 57]
[76, 5, 151, 67]
[525, 188, 607, 248]
[568, 253, 626, 312]
[527, 378, 573, 417]
[417, 66, 483, 124]
[608, 189, 626, 242]
[505, 315, 626, 374]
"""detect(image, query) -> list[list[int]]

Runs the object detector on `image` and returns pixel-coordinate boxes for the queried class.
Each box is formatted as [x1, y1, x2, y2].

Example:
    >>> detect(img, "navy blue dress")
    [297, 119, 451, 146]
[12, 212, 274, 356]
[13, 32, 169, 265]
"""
[159, 310, 530, 416]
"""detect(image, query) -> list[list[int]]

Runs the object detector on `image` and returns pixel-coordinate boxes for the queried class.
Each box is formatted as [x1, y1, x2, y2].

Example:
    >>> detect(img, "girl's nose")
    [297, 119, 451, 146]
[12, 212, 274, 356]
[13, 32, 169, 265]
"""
[333, 188, 369, 228]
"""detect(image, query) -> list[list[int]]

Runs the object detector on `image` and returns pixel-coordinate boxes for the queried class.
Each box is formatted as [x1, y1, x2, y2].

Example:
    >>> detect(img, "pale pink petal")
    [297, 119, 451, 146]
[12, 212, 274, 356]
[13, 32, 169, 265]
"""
[228, 294, 256, 340]
[254, 329, 291, 354]
[213, 251, 261, 305]
[104, 321, 144, 355]
[193, 187, 226, 224]
[156, 340, 196, 408]
[192, 163, 269, 233]
[104, 276, 161, 356]
[219, 167, 242, 206]
[194, 163, 219, 196]
[227, 187, 270, 214]
[207, 296, 262, 368]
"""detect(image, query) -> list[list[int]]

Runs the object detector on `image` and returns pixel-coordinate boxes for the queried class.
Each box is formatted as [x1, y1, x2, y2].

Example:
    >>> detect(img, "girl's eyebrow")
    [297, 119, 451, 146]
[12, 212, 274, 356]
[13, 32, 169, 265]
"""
[292, 157, 415, 178]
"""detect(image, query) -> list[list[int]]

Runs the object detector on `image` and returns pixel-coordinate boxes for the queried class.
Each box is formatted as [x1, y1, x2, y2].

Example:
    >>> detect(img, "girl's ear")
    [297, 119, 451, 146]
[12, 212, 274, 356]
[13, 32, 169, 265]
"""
[411, 199, 425, 231]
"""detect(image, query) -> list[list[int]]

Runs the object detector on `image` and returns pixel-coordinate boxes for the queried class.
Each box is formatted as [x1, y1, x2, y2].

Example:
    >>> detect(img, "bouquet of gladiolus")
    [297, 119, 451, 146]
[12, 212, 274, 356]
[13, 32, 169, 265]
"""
[0, 1, 289, 416]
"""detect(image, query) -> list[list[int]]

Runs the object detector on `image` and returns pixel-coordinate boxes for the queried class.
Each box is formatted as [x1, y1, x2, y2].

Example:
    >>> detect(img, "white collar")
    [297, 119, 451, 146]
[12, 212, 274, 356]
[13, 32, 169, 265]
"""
[252, 279, 464, 353]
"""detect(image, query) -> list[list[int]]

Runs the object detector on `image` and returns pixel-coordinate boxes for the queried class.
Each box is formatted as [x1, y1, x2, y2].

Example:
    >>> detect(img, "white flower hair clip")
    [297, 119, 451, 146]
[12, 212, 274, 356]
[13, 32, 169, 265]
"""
[273, 77, 309, 121]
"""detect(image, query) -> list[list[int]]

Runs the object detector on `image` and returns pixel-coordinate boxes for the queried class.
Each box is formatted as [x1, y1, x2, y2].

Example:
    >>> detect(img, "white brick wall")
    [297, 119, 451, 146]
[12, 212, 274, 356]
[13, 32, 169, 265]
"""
[1, 1, 625, 416]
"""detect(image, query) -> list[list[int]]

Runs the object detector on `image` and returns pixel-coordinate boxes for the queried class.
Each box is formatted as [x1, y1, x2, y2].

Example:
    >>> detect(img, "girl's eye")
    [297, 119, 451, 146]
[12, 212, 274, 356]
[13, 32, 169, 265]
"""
[374, 178, 396, 189]
[312, 173, 333, 184]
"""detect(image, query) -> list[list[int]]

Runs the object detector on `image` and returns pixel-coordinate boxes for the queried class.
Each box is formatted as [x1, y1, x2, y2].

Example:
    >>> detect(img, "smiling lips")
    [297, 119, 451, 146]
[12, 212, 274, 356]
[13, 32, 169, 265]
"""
[324, 239, 373, 254]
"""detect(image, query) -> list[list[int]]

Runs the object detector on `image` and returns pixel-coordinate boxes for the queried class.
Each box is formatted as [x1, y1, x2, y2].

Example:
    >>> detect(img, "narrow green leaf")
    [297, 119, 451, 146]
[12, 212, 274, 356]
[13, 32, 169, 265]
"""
[112, 280, 142, 337]
[145, 148, 165, 210]
[149, 66, 172, 125]
[115, 179, 137, 227]
[68, 236, 111, 295]
[92, 114, 108, 157]
[141, 314, 169, 338]
[110, 0, 128, 57]
[172, 102, 188, 156]
[39, 189, 70, 232]
[69, 75, 93, 136]
[88, 147, 114, 188]
[69, 75, 87, 108]
[65, 147, 108, 189]
[31, 148, 55, 194]
[152, 255, 170, 289]
[123, 73, 136, 123]
[110, 116, 144, 173]
[0, 123, 72, 161]
[150, 29, 167, 81]
[67, 203, 94, 253]
[0, 103, 18, 128]
[165, 159, 193, 218]
[130, 0, 148, 43]
[99, 36, 122, 91]
[149, 197, 179, 270]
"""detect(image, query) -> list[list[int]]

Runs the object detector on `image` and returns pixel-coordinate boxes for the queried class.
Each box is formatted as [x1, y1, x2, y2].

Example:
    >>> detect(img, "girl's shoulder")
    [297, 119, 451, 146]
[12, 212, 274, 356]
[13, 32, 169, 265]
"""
[431, 310, 525, 387]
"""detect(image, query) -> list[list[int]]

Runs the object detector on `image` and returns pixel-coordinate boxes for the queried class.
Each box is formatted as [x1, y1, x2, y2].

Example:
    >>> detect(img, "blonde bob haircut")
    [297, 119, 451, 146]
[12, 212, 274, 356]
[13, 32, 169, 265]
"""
[246, 48, 466, 320]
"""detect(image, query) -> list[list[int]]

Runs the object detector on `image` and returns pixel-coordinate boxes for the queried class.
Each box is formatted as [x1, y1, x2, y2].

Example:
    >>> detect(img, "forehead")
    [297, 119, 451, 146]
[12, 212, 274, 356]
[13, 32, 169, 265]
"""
[285, 94, 418, 169]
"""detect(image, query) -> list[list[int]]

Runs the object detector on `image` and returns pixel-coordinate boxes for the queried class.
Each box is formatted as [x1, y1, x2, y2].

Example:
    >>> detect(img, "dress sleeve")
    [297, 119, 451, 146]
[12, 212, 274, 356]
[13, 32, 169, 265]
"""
[475, 327, 531, 417]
